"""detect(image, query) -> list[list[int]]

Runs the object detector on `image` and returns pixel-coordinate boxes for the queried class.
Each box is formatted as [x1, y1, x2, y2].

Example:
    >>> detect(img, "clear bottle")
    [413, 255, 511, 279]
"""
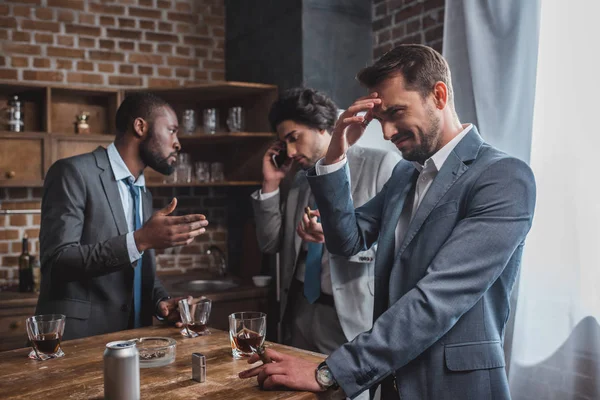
[18, 235, 33, 292]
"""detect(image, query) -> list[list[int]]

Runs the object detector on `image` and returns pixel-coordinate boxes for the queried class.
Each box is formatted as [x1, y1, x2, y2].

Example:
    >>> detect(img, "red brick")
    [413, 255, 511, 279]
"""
[194, 70, 208, 81]
[98, 63, 114, 73]
[167, 56, 196, 67]
[3, 43, 41, 55]
[157, 67, 171, 77]
[211, 49, 224, 60]
[203, 16, 222, 26]
[425, 25, 443, 42]
[392, 26, 405, 39]
[89, 50, 124, 62]
[25, 228, 39, 238]
[168, 12, 194, 24]
[36, 7, 55, 20]
[118, 18, 136, 29]
[107, 28, 141, 40]
[23, 70, 64, 82]
[13, 5, 32, 17]
[372, 15, 392, 32]
[33, 58, 51, 68]
[12, 31, 31, 42]
[99, 16, 115, 26]
[203, 60, 223, 70]
[424, 0, 445, 10]
[138, 65, 153, 75]
[56, 59, 72, 69]
[138, 0, 154, 6]
[195, 47, 208, 58]
[139, 20, 155, 30]
[0, 230, 19, 240]
[183, 36, 212, 47]
[32, 214, 41, 225]
[119, 41, 135, 51]
[156, 0, 170, 9]
[175, 68, 189, 78]
[176, 23, 191, 34]
[129, 7, 161, 19]
[0, 243, 8, 254]
[399, 33, 423, 45]
[0, 56, 4, 67]
[78, 37, 95, 47]
[67, 72, 103, 85]
[119, 64, 134, 74]
[88, 3, 124, 15]
[129, 53, 163, 64]
[57, 35, 75, 47]
[0, 30, 8, 40]
[47, 46, 84, 58]
[9, 215, 27, 226]
[0, 17, 18, 29]
[377, 29, 391, 44]
[158, 22, 172, 32]
[99, 39, 115, 50]
[175, 2, 191, 13]
[79, 13, 95, 24]
[11, 56, 29, 68]
[0, 5, 8, 15]
[57, 10, 75, 23]
[375, 2, 387, 17]
[406, 19, 421, 35]
[157, 44, 171, 53]
[175, 46, 190, 56]
[148, 78, 180, 87]
[66, 24, 101, 36]
[108, 76, 143, 86]
[2, 256, 19, 267]
[212, 26, 224, 37]
[77, 60, 94, 71]
[395, 4, 424, 23]
[47, 0, 84, 10]
[145, 32, 178, 43]
[35, 32, 54, 44]
[139, 43, 153, 52]
[21, 20, 60, 32]
[210, 71, 224, 81]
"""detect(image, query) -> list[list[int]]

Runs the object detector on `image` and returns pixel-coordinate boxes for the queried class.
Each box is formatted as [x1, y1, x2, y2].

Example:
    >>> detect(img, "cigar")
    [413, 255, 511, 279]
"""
[255, 345, 272, 364]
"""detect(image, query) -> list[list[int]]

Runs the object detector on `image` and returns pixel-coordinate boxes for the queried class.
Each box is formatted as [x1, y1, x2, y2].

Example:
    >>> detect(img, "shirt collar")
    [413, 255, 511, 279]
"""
[413, 124, 473, 173]
[107, 143, 146, 191]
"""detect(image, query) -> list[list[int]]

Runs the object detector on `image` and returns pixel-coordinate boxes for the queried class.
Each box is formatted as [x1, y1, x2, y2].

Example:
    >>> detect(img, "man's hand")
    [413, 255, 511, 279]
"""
[239, 348, 325, 392]
[324, 93, 382, 165]
[297, 209, 325, 243]
[262, 141, 293, 194]
[134, 198, 208, 252]
[157, 296, 189, 327]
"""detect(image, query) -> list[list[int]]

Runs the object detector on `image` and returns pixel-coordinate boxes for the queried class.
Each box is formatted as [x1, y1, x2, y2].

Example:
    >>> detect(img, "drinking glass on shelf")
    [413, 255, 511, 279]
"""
[226, 107, 244, 132]
[228, 312, 266, 359]
[176, 153, 192, 183]
[179, 297, 212, 338]
[26, 314, 66, 360]
[181, 109, 196, 135]
[210, 162, 224, 182]
[203, 108, 218, 134]
[194, 161, 210, 183]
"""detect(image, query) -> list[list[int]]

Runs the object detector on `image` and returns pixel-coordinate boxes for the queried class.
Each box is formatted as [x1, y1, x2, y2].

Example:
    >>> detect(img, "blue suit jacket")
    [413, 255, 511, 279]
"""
[307, 127, 536, 399]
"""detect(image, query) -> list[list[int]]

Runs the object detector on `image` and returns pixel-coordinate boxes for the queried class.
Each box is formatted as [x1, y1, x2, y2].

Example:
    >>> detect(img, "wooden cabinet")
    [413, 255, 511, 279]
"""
[0, 133, 48, 185]
[0, 292, 37, 351]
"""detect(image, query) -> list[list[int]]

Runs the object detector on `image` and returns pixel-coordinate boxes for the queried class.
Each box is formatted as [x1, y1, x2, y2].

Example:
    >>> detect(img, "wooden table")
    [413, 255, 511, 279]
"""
[0, 325, 326, 399]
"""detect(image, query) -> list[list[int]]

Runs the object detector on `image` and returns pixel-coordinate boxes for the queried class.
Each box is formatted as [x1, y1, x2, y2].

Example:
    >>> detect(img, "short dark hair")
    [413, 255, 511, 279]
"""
[357, 44, 453, 101]
[268, 88, 338, 133]
[115, 92, 171, 138]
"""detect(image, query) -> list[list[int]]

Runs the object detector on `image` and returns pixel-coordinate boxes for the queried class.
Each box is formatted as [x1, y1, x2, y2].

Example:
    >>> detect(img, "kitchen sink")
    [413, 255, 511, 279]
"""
[173, 279, 239, 293]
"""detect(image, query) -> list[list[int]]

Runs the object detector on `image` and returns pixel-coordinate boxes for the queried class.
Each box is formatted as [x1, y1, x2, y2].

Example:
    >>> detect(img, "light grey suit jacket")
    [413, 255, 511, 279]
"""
[36, 147, 169, 340]
[307, 127, 536, 399]
[252, 146, 400, 342]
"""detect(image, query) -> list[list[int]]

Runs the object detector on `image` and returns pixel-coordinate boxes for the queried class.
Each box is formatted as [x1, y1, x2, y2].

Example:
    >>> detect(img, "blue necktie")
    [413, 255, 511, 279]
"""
[304, 198, 323, 304]
[123, 177, 143, 328]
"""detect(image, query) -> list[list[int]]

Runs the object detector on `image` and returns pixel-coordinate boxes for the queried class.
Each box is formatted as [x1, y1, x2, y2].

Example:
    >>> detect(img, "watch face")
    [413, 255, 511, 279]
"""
[317, 367, 334, 387]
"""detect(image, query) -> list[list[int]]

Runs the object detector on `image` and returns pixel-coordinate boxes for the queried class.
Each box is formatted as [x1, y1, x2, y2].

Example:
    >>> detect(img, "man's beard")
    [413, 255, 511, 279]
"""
[139, 126, 177, 175]
[401, 108, 441, 164]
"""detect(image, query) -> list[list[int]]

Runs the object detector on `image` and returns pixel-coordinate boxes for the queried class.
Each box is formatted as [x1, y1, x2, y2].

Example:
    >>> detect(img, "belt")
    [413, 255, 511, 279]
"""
[292, 279, 335, 308]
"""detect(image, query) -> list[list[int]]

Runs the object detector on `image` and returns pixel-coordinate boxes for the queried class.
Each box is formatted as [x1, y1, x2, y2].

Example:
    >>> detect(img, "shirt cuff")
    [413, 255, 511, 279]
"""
[126, 232, 142, 265]
[251, 187, 280, 201]
[315, 157, 347, 175]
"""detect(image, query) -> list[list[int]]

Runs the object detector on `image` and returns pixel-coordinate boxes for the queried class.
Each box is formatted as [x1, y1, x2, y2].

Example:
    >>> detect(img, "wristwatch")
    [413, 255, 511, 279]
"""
[315, 361, 339, 390]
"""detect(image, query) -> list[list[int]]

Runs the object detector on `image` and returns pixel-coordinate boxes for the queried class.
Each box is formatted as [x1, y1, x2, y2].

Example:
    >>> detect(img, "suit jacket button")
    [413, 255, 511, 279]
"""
[120, 304, 129, 312]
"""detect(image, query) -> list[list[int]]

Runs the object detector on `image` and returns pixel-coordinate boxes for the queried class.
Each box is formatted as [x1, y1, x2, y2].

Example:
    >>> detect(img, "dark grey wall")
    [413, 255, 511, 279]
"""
[226, 0, 372, 108]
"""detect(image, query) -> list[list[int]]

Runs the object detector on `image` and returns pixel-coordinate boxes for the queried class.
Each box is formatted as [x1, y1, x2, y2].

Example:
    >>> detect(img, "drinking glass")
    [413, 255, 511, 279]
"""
[194, 161, 210, 183]
[179, 297, 212, 338]
[228, 312, 266, 359]
[203, 108, 218, 134]
[226, 107, 244, 132]
[181, 109, 196, 135]
[210, 162, 224, 182]
[176, 153, 192, 183]
[26, 314, 66, 360]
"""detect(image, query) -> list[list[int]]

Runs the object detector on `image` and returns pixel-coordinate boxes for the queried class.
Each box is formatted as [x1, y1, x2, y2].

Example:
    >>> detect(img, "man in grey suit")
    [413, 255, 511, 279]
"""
[241, 45, 536, 399]
[251, 88, 399, 355]
[36, 93, 208, 340]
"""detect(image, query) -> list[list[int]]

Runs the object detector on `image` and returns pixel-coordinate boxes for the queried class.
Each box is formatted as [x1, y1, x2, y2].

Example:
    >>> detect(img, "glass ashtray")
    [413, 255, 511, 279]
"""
[135, 337, 176, 368]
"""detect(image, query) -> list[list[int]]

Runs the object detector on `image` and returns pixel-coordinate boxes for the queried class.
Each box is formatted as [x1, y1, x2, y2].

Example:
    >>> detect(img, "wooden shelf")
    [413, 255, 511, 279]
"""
[146, 181, 261, 187]
[0, 180, 44, 188]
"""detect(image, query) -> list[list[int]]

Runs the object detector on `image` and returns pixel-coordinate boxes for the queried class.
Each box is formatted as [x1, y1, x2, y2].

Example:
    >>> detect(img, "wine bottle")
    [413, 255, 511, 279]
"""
[18, 235, 33, 292]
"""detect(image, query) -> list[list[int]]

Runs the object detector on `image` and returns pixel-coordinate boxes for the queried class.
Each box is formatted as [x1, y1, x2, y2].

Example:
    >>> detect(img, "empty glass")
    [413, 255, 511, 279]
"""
[26, 314, 66, 360]
[228, 312, 266, 359]
[181, 109, 196, 135]
[179, 297, 212, 338]
[203, 108, 218, 134]
[176, 153, 192, 183]
[195, 161, 210, 183]
[210, 162, 224, 182]
[226, 107, 244, 132]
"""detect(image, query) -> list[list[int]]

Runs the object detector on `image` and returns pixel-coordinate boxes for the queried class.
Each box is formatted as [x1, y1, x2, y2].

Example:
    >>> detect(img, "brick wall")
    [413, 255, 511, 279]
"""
[0, 0, 225, 87]
[0, 186, 228, 287]
[372, 0, 445, 59]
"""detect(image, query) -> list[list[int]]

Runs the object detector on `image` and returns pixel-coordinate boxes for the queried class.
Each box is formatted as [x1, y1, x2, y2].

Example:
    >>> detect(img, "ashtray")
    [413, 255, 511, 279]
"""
[135, 337, 176, 368]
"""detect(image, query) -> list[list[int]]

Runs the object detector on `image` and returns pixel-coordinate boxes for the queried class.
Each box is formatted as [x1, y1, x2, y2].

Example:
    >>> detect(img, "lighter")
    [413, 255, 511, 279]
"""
[192, 352, 206, 383]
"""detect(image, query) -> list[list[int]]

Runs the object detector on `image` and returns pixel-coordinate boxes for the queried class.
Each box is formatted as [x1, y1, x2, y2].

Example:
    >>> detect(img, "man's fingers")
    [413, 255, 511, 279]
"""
[262, 374, 294, 390]
[342, 115, 365, 125]
[239, 364, 265, 378]
[167, 214, 207, 225]
[156, 198, 177, 216]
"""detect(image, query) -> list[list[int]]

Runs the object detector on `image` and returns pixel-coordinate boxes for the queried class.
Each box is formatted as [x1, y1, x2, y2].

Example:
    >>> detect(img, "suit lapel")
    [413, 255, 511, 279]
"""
[95, 148, 129, 236]
[291, 172, 310, 265]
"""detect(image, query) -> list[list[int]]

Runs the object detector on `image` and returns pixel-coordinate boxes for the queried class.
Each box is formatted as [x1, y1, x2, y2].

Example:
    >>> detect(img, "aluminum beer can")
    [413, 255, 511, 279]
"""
[104, 340, 140, 400]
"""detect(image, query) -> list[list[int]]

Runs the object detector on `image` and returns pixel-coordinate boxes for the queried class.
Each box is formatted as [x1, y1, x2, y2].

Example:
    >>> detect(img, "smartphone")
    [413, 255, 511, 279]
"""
[271, 147, 288, 169]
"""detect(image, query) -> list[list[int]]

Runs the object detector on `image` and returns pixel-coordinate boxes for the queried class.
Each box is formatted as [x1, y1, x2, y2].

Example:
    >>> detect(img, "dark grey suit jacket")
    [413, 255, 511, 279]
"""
[307, 127, 536, 399]
[36, 147, 169, 340]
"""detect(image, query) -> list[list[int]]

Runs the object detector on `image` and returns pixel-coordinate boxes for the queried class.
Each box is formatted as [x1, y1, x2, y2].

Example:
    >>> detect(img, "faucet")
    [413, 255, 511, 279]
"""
[205, 246, 227, 277]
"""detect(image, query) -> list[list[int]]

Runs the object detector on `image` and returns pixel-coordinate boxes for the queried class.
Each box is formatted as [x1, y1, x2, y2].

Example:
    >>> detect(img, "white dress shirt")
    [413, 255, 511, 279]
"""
[315, 124, 473, 253]
[106, 143, 145, 264]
